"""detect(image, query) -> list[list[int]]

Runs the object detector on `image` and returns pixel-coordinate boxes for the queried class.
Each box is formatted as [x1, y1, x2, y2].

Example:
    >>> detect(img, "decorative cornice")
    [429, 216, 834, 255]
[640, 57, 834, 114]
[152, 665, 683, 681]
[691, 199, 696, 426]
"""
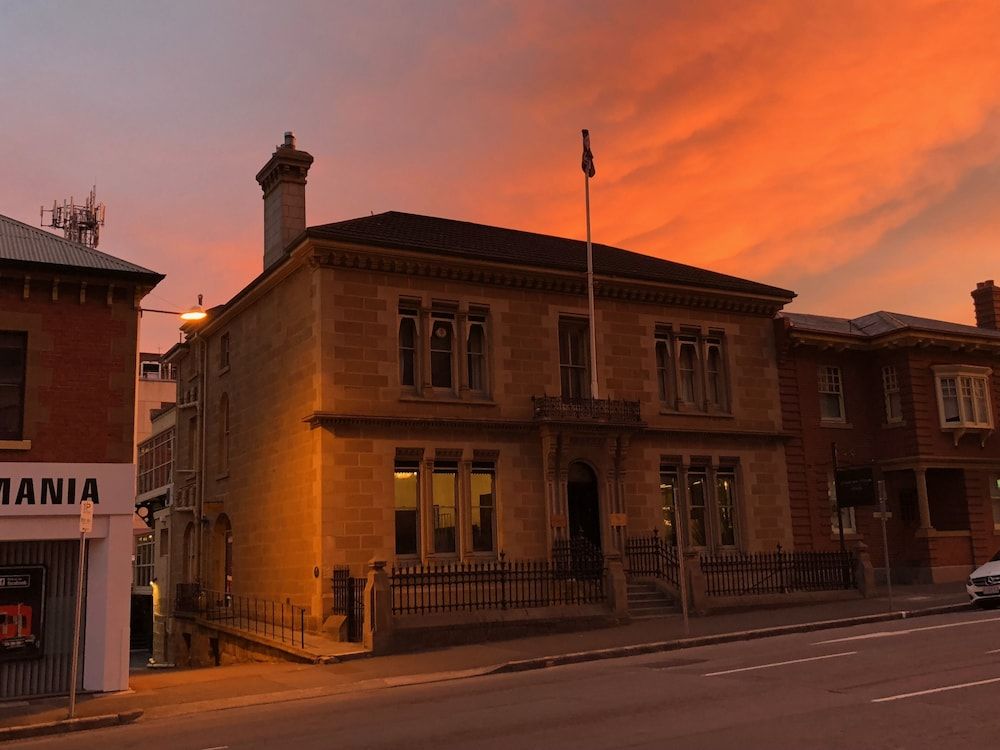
[309, 243, 787, 317]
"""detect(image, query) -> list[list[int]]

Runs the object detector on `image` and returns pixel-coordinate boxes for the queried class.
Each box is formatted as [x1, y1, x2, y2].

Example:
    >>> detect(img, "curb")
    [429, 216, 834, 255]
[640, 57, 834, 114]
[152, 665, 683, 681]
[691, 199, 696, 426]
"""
[0, 710, 142, 743]
[489, 601, 971, 675]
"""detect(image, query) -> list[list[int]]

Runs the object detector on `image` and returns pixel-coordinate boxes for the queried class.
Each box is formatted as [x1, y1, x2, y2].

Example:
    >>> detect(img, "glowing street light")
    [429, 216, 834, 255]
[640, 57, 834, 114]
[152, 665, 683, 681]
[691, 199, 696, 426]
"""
[142, 294, 207, 321]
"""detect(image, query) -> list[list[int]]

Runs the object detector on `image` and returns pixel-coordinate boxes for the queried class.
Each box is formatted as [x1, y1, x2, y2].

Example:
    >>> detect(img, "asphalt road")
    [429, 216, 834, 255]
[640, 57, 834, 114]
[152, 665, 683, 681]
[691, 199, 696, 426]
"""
[16, 609, 1000, 750]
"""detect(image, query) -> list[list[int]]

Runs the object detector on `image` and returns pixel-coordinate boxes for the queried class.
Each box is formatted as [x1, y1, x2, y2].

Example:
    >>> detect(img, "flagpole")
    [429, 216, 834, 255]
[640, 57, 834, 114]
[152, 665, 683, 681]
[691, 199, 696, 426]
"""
[584, 165, 599, 399]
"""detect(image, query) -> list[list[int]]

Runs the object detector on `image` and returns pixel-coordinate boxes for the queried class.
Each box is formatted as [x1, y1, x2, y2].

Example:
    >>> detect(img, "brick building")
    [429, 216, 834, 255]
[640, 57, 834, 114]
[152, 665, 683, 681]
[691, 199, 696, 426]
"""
[163, 134, 796, 640]
[0, 212, 162, 696]
[777, 285, 1000, 583]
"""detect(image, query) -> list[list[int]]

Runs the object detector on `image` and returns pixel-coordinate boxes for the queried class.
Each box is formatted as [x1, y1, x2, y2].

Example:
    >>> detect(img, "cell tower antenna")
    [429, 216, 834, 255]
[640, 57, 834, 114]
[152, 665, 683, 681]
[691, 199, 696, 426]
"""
[40, 186, 106, 248]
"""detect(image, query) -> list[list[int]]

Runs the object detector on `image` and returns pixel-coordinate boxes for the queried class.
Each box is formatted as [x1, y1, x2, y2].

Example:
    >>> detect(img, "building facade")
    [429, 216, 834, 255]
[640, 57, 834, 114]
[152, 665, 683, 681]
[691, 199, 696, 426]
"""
[777, 285, 1000, 583]
[0, 212, 162, 696]
[165, 135, 797, 638]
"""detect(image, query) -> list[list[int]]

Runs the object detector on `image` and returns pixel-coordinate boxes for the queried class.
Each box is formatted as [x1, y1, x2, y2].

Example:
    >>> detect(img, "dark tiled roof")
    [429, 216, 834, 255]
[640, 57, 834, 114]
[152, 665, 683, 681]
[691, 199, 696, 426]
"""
[308, 211, 794, 300]
[781, 310, 1000, 341]
[0, 212, 162, 281]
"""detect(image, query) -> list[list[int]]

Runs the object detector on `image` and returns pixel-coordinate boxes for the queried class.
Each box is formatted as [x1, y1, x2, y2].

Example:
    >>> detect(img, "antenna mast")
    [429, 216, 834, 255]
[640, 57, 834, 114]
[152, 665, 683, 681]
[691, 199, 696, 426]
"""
[40, 186, 106, 248]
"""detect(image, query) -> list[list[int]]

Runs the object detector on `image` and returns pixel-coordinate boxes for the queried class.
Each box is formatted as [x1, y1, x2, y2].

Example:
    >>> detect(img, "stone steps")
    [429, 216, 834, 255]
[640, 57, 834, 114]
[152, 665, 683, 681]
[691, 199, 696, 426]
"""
[626, 582, 678, 619]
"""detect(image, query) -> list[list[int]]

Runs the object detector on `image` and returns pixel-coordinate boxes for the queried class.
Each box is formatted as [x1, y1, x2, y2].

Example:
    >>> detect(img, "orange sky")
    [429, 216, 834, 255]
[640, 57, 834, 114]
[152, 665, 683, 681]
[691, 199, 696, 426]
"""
[3, 1, 1000, 350]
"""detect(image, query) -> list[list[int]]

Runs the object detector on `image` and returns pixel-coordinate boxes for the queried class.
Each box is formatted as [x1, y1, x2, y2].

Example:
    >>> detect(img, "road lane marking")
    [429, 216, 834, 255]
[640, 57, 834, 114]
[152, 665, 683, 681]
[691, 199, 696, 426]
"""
[814, 616, 1000, 644]
[986, 648, 1000, 654]
[873, 676, 1000, 703]
[703, 651, 857, 677]
[199, 746, 229, 750]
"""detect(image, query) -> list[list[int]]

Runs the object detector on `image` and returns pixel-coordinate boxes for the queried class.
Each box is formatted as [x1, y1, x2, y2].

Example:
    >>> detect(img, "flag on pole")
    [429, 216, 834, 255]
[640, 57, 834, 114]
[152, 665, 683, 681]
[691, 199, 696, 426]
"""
[581, 129, 596, 178]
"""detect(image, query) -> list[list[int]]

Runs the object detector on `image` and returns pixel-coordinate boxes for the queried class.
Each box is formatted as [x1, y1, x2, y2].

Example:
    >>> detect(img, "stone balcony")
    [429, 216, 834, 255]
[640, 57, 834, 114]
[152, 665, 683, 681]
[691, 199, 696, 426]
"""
[531, 396, 643, 426]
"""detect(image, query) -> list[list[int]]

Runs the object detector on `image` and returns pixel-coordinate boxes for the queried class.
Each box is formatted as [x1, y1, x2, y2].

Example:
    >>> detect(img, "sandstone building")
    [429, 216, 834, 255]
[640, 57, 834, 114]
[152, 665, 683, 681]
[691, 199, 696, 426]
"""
[163, 134, 797, 633]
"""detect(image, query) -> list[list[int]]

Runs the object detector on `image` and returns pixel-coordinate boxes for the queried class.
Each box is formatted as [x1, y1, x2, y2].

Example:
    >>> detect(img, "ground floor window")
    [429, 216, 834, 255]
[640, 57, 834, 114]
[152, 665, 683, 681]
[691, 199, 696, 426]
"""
[829, 473, 857, 534]
[394, 453, 498, 559]
[660, 462, 741, 551]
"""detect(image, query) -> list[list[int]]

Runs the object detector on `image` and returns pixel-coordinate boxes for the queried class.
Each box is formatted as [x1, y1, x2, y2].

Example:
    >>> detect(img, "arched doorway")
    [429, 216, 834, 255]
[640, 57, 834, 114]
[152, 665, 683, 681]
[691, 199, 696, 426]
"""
[567, 461, 601, 551]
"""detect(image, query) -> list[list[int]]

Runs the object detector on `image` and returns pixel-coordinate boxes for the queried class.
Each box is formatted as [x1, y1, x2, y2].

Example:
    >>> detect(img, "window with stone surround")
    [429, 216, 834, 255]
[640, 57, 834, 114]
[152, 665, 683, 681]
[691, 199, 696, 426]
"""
[219, 332, 230, 371]
[218, 393, 230, 475]
[818, 366, 845, 422]
[882, 365, 902, 423]
[394, 460, 420, 557]
[393, 452, 499, 561]
[398, 299, 491, 398]
[661, 461, 740, 550]
[559, 318, 590, 399]
[0, 331, 27, 440]
[654, 327, 729, 413]
[934, 365, 992, 432]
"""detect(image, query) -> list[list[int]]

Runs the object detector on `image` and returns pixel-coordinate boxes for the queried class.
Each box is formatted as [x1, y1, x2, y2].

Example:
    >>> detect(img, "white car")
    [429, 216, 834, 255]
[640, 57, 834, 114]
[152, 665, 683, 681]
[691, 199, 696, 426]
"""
[967, 551, 1000, 606]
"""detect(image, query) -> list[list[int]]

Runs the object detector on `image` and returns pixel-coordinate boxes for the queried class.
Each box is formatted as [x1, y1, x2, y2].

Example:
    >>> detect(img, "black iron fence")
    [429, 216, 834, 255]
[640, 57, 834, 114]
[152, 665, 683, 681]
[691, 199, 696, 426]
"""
[625, 532, 679, 587]
[701, 546, 855, 597]
[552, 537, 605, 580]
[531, 396, 642, 425]
[391, 551, 606, 615]
[185, 587, 307, 649]
[332, 566, 365, 642]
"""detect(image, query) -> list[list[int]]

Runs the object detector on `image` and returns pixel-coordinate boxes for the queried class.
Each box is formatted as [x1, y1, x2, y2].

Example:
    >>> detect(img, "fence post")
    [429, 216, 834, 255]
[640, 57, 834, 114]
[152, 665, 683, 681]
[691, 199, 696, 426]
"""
[853, 541, 875, 598]
[687, 552, 709, 616]
[363, 559, 392, 654]
[604, 552, 628, 619]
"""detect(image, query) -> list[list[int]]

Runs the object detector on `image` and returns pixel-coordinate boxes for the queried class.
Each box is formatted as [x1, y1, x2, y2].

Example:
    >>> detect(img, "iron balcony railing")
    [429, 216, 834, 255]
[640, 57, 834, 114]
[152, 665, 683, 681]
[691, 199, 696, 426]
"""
[531, 396, 642, 425]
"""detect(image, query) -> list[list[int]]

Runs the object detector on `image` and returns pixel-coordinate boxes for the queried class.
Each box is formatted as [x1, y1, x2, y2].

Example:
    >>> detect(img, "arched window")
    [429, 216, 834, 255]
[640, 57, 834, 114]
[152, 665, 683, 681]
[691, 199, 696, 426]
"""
[678, 340, 698, 404]
[430, 320, 454, 389]
[218, 394, 230, 474]
[182, 522, 196, 583]
[399, 317, 417, 387]
[212, 515, 233, 595]
[467, 324, 486, 393]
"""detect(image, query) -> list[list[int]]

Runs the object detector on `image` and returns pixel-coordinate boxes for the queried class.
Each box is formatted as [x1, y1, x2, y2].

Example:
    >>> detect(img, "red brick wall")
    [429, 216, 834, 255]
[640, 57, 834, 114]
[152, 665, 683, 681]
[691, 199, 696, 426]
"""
[0, 272, 140, 464]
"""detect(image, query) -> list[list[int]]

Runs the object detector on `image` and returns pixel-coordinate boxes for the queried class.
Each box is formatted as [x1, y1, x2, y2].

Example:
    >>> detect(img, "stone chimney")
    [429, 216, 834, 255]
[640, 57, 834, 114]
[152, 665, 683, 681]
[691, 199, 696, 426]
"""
[255, 131, 314, 270]
[972, 280, 1000, 330]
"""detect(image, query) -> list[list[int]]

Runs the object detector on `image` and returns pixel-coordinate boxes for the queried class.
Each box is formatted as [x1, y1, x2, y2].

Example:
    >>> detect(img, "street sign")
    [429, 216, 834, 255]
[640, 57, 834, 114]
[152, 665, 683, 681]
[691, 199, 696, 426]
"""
[78, 500, 94, 534]
[836, 467, 877, 507]
[872, 511, 893, 520]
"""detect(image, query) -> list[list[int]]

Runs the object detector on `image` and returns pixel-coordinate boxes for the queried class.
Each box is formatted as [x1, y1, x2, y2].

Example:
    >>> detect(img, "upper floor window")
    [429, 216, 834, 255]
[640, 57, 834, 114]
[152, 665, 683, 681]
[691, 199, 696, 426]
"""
[137, 428, 174, 495]
[0, 331, 27, 440]
[559, 318, 590, 399]
[220, 333, 230, 370]
[399, 302, 419, 388]
[655, 327, 729, 413]
[218, 394, 230, 475]
[398, 300, 490, 397]
[934, 365, 992, 430]
[882, 365, 902, 423]
[818, 366, 845, 422]
[467, 310, 487, 394]
[430, 313, 455, 390]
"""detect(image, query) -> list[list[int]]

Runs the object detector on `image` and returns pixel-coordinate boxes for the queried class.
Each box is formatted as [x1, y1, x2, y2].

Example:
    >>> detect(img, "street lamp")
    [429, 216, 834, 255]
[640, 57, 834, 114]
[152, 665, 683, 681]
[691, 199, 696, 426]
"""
[141, 294, 207, 321]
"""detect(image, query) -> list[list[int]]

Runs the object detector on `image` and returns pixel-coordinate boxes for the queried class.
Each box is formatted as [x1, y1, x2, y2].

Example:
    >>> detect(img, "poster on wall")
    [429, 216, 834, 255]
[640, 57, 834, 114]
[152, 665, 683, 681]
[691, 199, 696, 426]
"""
[0, 566, 45, 661]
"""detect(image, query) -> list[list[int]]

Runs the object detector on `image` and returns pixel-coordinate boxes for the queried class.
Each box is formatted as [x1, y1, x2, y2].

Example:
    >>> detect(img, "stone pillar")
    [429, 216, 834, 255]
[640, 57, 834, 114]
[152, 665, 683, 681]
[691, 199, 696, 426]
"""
[853, 541, 876, 598]
[605, 552, 629, 620]
[915, 468, 934, 530]
[363, 560, 392, 654]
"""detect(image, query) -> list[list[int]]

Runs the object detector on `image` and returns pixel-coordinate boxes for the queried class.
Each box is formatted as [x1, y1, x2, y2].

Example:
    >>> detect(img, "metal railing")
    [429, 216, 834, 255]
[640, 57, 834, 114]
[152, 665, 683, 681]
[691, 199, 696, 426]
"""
[332, 567, 365, 642]
[625, 531, 679, 587]
[174, 584, 306, 648]
[531, 396, 642, 425]
[391, 550, 606, 615]
[701, 546, 855, 597]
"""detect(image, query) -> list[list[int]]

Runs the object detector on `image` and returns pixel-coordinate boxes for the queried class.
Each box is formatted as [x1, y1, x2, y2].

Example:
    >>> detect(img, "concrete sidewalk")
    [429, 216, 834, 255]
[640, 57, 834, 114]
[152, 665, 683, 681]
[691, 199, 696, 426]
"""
[0, 582, 970, 736]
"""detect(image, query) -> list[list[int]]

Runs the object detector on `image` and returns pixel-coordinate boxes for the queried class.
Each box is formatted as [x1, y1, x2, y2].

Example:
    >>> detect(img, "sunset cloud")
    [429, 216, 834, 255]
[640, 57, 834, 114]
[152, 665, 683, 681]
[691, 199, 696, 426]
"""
[2, 0, 999, 349]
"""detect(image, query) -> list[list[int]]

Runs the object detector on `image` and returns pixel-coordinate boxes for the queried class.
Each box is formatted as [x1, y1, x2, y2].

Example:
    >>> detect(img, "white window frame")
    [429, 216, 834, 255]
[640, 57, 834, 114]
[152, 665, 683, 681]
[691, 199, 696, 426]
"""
[818, 366, 846, 422]
[829, 473, 856, 534]
[933, 365, 993, 431]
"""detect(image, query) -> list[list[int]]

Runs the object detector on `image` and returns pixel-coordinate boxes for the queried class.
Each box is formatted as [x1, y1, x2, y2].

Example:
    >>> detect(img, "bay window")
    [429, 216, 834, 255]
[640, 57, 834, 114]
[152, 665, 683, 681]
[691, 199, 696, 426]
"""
[933, 365, 992, 432]
[882, 365, 902, 423]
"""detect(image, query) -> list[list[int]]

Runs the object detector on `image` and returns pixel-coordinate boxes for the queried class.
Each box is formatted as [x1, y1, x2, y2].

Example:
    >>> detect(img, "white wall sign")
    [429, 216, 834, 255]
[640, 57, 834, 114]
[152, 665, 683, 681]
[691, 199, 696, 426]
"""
[0, 464, 135, 517]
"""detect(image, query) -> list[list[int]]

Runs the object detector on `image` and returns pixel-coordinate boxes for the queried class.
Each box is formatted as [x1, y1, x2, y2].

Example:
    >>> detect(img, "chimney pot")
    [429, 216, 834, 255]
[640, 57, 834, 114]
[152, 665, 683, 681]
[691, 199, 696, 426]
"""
[283, 131, 296, 149]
